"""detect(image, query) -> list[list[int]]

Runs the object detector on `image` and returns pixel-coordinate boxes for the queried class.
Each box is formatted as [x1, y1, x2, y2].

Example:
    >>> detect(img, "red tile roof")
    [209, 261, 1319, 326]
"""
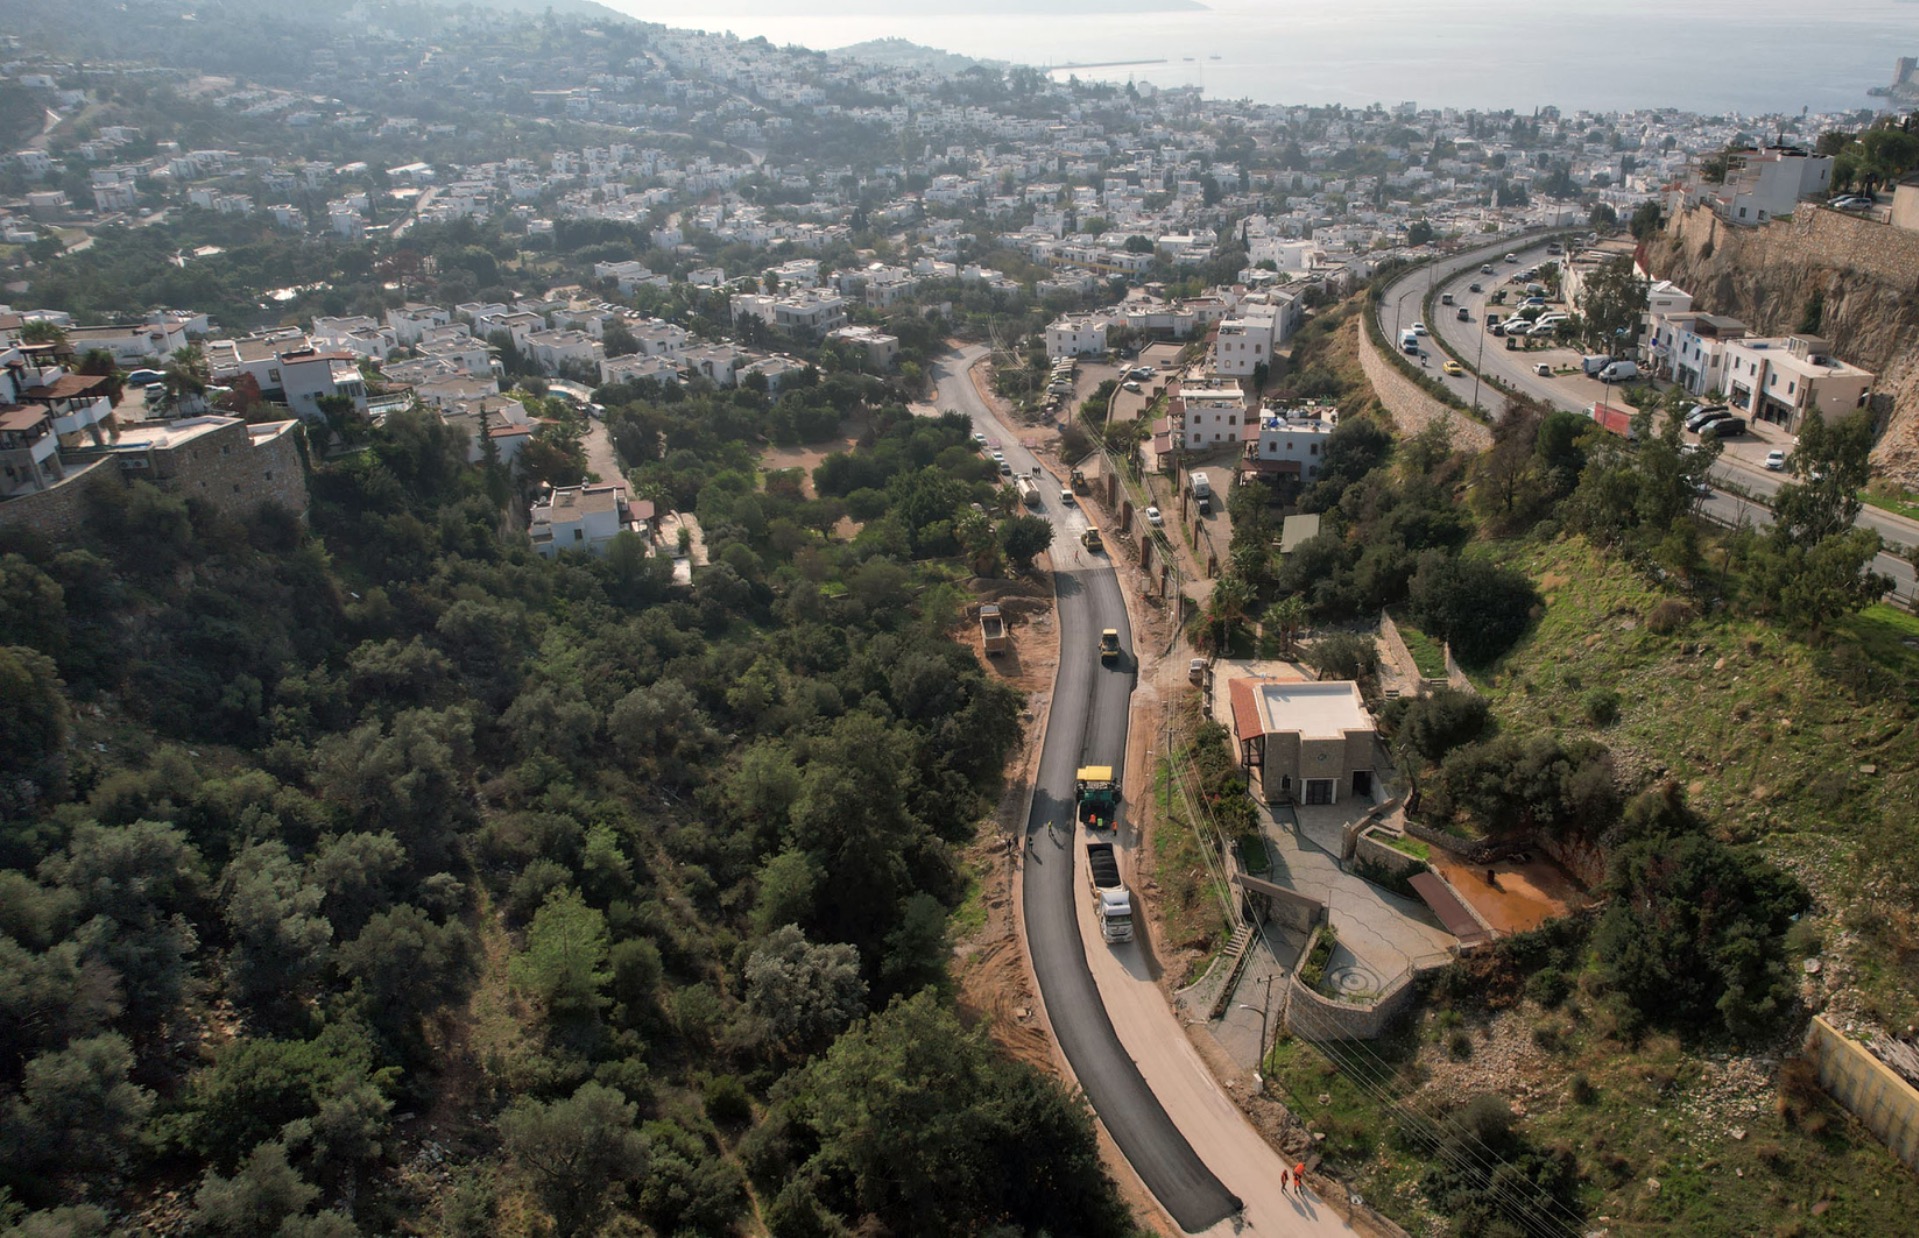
[1229, 678, 1263, 743]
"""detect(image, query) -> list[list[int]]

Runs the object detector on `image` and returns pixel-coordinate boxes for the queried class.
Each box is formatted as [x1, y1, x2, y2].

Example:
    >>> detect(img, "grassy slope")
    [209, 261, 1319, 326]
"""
[1279, 534, 1919, 1236]
[1481, 536, 1919, 1030]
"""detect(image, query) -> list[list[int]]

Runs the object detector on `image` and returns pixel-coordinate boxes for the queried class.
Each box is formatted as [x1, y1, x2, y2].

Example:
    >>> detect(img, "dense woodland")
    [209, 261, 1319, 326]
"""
[0, 376, 1129, 1234]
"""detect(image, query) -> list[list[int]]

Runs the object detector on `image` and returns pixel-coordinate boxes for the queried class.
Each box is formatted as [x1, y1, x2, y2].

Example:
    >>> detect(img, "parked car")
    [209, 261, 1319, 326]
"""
[1533, 362, 1553, 377]
[1443, 360, 1464, 376]
[1764, 449, 1788, 471]
[1122, 380, 1142, 392]
[126, 368, 165, 387]
[1685, 405, 1731, 432]
[1830, 195, 1873, 211]
[972, 431, 988, 445]
[1145, 505, 1163, 526]
[1700, 416, 1747, 438]
[1597, 360, 1639, 382]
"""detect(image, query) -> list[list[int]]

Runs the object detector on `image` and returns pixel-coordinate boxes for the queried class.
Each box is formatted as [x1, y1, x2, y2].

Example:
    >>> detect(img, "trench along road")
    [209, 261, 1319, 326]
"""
[934, 346, 1359, 1236]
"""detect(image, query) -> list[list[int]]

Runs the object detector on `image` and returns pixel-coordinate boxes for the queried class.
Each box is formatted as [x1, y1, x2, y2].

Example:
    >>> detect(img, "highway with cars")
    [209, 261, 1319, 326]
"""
[1375, 238, 1919, 598]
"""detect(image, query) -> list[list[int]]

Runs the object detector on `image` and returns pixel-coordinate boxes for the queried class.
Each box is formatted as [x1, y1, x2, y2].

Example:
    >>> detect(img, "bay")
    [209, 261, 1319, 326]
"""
[599, 0, 1917, 116]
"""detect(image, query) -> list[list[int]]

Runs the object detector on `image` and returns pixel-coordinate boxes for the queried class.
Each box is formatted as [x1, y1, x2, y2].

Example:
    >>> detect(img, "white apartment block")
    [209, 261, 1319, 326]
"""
[1175, 386, 1250, 450]
[1722, 334, 1873, 431]
[729, 289, 847, 336]
[827, 325, 900, 370]
[1045, 313, 1112, 359]
[388, 303, 452, 346]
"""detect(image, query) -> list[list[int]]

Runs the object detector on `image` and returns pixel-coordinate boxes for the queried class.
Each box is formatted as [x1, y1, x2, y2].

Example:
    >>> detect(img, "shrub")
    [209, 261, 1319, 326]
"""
[703, 1073, 752, 1128]
[1581, 687, 1620, 726]
[1447, 1031, 1473, 1060]
[1570, 1073, 1597, 1105]
[1646, 598, 1696, 633]
[1525, 966, 1572, 1009]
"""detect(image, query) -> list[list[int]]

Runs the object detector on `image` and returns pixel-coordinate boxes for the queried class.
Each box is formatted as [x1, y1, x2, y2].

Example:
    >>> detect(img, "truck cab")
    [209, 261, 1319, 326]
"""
[1099, 628, 1121, 666]
[1076, 765, 1119, 830]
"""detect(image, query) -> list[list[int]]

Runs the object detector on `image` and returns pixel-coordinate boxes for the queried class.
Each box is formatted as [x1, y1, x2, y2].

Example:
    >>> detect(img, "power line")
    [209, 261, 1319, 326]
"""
[1281, 1001, 1586, 1238]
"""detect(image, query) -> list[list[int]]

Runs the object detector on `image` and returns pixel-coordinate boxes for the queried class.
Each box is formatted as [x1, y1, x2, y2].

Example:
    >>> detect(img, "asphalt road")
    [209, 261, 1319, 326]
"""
[1376, 239, 1919, 599]
[932, 350, 1243, 1232]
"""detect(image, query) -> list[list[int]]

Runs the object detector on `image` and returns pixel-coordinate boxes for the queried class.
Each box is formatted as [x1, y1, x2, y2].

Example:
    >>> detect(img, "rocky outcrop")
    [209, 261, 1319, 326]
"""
[1645, 205, 1919, 485]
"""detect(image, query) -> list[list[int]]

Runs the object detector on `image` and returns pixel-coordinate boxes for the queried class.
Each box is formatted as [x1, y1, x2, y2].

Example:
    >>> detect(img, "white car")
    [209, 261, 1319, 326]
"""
[1411, 322, 1428, 335]
[1764, 449, 1787, 471]
[972, 431, 988, 445]
[1533, 363, 1552, 377]
[1145, 505, 1164, 527]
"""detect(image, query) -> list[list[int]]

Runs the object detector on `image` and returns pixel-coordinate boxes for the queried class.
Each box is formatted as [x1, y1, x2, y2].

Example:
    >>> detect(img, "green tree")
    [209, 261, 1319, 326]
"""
[498, 1082, 649, 1238]
[1574, 255, 1647, 351]
[745, 925, 866, 1056]
[1, 1033, 152, 1180]
[778, 991, 1131, 1236]
[511, 887, 610, 1023]
[193, 1141, 318, 1237]
[996, 514, 1053, 574]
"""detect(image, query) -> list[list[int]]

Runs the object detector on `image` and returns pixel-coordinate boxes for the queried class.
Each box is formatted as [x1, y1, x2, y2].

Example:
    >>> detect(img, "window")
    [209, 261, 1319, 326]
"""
[1304, 778, 1334, 805]
[268, 368, 281, 383]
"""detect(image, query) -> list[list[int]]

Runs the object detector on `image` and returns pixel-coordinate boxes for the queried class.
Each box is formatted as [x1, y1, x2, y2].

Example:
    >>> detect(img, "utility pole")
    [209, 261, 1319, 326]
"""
[1260, 972, 1274, 1068]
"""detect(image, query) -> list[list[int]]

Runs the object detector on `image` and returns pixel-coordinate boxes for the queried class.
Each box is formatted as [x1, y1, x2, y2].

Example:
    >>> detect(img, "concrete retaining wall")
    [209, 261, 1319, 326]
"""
[1354, 318, 1491, 452]
[1402, 817, 1509, 864]
[1805, 1016, 1919, 1173]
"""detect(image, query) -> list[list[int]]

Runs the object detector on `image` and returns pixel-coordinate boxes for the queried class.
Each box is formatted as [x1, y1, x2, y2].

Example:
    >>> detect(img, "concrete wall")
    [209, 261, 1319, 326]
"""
[1353, 318, 1492, 452]
[1804, 1016, 1919, 1173]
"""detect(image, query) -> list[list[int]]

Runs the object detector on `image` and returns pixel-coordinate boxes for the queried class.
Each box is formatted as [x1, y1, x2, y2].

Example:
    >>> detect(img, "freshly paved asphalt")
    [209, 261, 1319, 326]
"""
[934, 349, 1243, 1232]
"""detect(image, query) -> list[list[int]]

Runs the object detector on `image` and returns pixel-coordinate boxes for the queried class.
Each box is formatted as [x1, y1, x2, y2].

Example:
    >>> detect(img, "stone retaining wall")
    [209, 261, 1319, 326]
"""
[1355, 828, 1425, 877]
[1354, 318, 1491, 452]
[1284, 924, 1425, 1041]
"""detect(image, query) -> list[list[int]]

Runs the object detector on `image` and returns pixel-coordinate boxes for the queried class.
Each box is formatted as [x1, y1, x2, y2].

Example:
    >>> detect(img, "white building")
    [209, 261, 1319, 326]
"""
[729, 289, 847, 337]
[65, 319, 191, 368]
[1722, 334, 1873, 431]
[1174, 386, 1249, 450]
[1696, 148, 1834, 226]
[529, 482, 635, 557]
[1243, 407, 1338, 483]
[827, 325, 900, 370]
[387, 304, 451, 346]
[276, 347, 369, 421]
[1044, 313, 1112, 360]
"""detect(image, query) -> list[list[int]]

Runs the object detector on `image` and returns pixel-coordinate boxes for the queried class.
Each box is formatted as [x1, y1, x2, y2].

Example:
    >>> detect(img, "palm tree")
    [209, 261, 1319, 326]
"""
[1262, 595, 1310, 658]
[1206, 574, 1256, 655]
[160, 346, 209, 414]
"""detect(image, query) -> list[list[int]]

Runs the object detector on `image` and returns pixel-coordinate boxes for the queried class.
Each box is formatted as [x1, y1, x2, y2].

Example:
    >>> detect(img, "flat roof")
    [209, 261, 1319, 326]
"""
[1253, 679, 1371, 740]
[109, 415, 238, 450]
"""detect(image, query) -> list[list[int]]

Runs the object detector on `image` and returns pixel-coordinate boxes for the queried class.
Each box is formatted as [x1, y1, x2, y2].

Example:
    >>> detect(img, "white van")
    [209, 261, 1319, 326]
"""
[1598, 360, 1639, 382]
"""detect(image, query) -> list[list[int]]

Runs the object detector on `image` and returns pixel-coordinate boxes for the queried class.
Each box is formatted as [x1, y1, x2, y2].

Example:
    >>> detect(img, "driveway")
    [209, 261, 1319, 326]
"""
[937, 347, 1359, 1235]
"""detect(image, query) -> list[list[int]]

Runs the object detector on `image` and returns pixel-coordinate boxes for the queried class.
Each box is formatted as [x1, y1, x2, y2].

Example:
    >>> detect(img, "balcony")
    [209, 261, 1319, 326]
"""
[50, 394, 112, 437]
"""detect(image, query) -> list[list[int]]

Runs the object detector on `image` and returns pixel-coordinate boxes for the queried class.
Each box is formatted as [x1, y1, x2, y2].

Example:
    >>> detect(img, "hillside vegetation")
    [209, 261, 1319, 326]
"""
[0, 383, 1136, 1235]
